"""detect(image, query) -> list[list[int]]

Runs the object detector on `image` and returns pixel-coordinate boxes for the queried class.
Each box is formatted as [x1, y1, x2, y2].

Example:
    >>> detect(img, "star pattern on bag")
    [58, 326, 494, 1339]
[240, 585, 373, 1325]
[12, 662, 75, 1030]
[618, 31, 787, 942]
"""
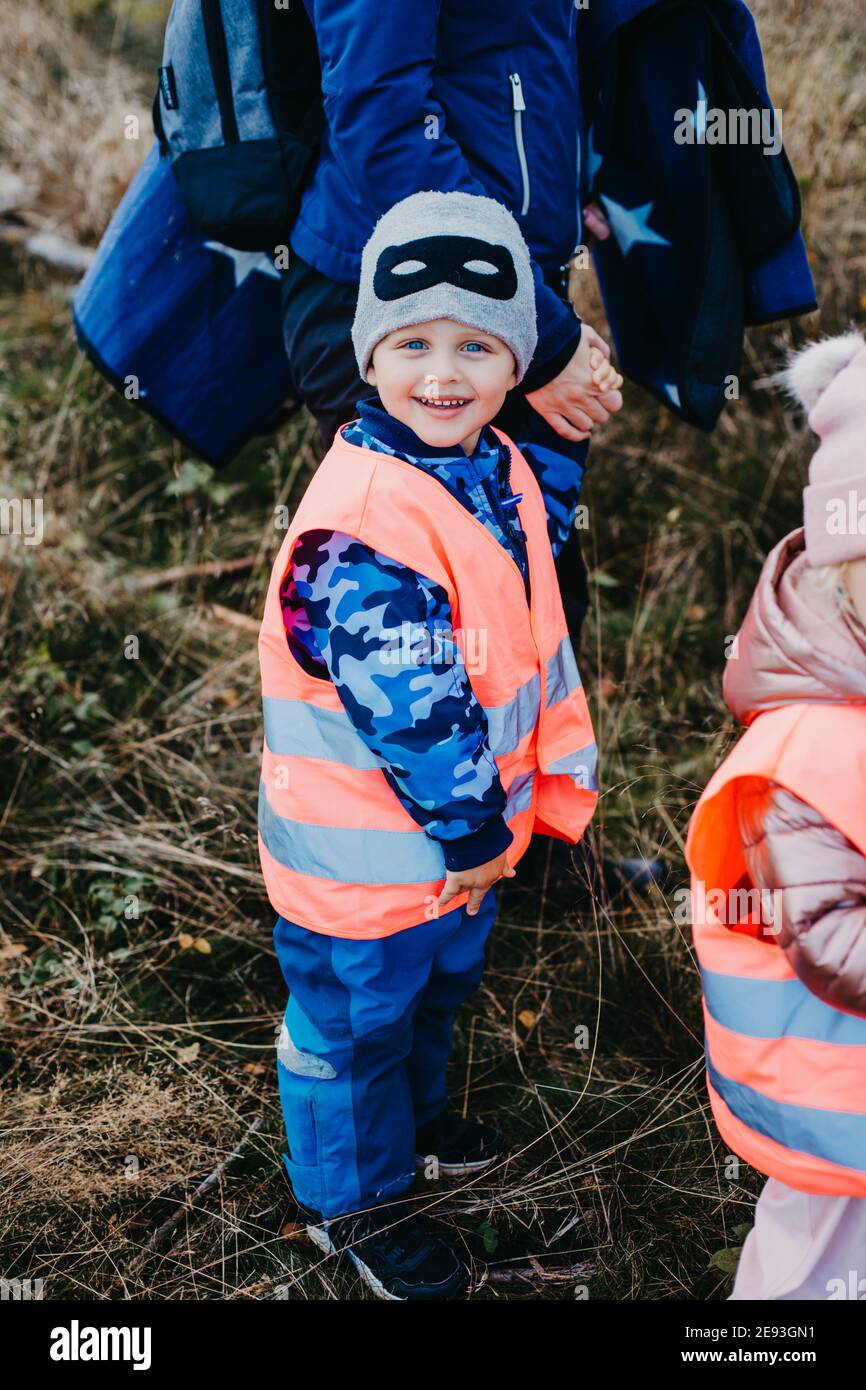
[204, 242, 282, 287]
[598, 194, 672, 257]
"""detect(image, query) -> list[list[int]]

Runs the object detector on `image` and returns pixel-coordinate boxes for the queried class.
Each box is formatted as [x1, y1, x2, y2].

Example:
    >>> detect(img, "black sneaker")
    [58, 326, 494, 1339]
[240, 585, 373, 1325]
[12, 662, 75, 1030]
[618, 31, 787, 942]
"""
[300, 1199, 470, 1301]
[524, 836, 668, 904]
[415, 1110, 506, 1177]
[601, 853, 668, 898]
[571, 839, 668, 904]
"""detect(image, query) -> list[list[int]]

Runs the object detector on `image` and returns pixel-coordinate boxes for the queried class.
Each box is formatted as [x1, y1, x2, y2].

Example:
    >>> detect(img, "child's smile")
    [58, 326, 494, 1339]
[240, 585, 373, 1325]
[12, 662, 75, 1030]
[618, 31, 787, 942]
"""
[413, 393, 474, 414]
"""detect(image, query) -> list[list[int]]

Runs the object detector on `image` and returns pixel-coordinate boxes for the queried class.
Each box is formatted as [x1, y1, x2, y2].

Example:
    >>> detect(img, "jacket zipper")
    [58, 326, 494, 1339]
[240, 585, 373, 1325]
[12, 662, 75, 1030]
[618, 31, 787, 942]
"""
[481, 444, 530, 602]
[201, 0, 239, 144]
[508, 72, 531, 215]
[484, 439, 546, 761]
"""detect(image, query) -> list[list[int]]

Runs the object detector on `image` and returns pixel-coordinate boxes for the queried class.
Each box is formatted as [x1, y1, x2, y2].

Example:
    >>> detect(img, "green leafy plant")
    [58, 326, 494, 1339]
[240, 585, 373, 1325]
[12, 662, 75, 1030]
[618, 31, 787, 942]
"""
[165, 460, 244, 508]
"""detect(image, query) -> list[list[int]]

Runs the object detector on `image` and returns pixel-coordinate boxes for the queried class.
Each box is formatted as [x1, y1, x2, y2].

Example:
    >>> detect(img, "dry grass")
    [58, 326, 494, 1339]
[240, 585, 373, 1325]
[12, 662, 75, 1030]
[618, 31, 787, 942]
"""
[0, 0, 157, 242]
[0, 0, 864, 1300]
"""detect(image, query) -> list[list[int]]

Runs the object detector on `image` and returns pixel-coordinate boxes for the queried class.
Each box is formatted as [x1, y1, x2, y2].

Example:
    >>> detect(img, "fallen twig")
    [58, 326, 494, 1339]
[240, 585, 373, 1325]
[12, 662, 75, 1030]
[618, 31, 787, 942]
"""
[0, 216, 94, 271]
[107, 1115, 264, 1294]
[0, 167, 37, 216]
[206, 603, 261, 636]
[123, 556, 259, 592]
[486, 1258, 596, 1287]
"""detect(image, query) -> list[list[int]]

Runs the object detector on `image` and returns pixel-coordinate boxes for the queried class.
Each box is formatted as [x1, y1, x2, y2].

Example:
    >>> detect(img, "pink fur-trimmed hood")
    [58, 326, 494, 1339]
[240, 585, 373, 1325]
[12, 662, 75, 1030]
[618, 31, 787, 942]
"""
[723, 529, 866, 722]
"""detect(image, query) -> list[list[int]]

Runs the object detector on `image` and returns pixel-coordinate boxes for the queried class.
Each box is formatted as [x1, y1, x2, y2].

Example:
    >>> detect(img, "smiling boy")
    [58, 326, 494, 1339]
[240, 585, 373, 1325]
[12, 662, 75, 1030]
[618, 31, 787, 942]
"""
[257, 191, 615, 1299]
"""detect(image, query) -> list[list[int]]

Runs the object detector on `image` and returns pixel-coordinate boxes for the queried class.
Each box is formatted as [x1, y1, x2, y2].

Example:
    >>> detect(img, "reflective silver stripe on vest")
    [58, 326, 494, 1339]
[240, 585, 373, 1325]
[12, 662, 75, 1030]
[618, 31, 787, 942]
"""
[543, 740, 599, 791]
[263, 696, 381, 769]
[484, 672, 540, 756]
[505, 768, 535, 816]
[266, 675, 543, 765]
[264, 638, 578, 769]
[259, 770, 536, 884]
[545, 635, 582, 707]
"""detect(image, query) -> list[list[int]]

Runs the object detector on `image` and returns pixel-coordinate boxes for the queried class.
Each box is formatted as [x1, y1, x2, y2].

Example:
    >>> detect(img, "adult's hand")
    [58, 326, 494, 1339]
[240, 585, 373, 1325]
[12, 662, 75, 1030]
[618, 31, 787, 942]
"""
[525, 324, 624, 442]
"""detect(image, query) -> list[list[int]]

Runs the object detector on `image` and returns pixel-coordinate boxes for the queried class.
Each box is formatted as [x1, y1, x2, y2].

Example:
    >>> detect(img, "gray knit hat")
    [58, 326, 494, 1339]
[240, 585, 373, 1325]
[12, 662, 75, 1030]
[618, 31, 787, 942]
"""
[352, 190, 538, 384]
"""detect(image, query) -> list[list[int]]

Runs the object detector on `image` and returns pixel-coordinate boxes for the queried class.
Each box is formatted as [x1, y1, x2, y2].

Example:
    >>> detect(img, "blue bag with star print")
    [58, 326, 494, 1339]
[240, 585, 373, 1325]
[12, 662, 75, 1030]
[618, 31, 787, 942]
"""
[578, 0, 816, 430]
[72, 144, 293, 467]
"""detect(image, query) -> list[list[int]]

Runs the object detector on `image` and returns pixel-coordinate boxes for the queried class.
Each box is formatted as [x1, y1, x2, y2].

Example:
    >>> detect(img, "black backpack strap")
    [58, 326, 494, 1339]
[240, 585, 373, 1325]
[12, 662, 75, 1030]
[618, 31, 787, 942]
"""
[152, 83, 168, 154]
[257, 0, 324, 143]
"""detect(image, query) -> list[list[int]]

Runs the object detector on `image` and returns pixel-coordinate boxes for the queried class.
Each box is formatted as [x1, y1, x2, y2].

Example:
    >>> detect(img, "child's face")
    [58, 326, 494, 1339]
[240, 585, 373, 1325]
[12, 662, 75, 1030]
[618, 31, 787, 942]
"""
[366, 318, 518, 456]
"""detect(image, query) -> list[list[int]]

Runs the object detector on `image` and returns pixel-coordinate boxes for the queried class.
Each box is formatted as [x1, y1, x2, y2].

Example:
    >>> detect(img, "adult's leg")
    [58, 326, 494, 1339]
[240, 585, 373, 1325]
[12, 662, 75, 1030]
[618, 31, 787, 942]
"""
[493, 387, 591, 653]
[404, 889, 498, 1128]
[280, 252, 365, 453]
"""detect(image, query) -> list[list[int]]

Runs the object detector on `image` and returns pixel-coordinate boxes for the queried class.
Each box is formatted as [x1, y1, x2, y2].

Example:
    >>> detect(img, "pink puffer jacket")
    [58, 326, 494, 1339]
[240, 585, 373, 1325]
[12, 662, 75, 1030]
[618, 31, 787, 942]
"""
[723, 529, 866, 1014]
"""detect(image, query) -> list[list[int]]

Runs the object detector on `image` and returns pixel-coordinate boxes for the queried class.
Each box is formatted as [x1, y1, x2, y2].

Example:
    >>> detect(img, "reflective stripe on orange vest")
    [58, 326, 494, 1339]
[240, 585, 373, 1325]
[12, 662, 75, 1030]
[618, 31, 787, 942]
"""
[257, 424, 598, 938]
[685, 702, 866, 1196]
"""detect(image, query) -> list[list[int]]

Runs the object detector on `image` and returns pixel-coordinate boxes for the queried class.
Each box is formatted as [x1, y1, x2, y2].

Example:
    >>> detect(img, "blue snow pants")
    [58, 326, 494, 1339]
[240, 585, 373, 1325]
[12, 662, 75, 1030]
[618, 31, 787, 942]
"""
[273, 887, 498, 1220]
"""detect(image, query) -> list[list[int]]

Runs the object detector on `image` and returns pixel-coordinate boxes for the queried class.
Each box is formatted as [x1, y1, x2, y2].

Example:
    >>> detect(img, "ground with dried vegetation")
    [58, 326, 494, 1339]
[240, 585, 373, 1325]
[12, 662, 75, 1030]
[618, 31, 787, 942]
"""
[1, 0, 863, 1300]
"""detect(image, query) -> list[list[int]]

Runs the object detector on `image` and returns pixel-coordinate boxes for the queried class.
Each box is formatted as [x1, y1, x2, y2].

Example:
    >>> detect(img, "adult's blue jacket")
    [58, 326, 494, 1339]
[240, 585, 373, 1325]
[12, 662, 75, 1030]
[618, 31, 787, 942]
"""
[73, 0, 817, 463]
[290, 0, 585, 391]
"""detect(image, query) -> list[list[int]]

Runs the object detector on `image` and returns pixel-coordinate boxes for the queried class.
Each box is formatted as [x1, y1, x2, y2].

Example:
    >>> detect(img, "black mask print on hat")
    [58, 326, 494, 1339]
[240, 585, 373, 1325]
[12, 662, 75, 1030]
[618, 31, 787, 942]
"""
[373, 235, 518, 302]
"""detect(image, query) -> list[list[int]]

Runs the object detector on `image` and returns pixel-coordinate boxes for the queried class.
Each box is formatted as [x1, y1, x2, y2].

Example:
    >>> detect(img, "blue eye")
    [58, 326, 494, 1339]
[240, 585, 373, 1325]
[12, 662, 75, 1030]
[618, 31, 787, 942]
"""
[403, 339, 426, 350]
[461, 342, 488, 353]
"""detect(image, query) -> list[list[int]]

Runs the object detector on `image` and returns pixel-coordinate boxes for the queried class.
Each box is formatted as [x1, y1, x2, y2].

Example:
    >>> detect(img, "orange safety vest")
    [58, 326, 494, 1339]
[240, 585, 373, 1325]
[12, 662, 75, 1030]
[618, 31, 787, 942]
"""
[685, 702, 866, 1197]
[257, 424, 598, 939]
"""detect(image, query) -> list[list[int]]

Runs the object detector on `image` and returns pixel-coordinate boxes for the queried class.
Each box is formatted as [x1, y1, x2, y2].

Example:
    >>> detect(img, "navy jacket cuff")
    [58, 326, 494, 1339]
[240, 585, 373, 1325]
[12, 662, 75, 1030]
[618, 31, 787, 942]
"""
[521, 323, 583, 394]
[523, 270, 583, 392]
[440, 815, 515, 873]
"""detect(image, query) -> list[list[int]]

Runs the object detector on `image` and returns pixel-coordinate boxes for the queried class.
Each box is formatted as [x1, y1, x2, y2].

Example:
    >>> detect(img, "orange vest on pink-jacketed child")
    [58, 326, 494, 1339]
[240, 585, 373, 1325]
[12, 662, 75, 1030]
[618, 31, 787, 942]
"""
[686, 702, 866, 1197]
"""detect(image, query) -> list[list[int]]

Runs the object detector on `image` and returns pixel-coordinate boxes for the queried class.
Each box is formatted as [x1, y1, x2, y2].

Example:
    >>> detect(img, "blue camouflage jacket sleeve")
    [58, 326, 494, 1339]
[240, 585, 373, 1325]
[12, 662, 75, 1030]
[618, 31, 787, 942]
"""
[289, 527, 514, 873]
[306, 0, 580, 383]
